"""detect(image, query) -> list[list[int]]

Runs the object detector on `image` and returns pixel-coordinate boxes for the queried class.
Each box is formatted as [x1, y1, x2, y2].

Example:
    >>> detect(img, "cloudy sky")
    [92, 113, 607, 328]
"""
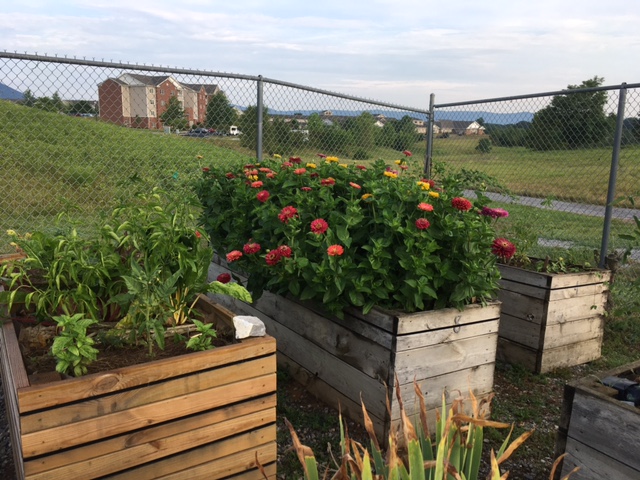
[2, 0, 638, 108]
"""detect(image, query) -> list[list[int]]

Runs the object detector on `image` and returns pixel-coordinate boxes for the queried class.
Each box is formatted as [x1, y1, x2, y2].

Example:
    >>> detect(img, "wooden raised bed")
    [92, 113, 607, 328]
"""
[209, 260, 500, 440]
[554, 360, 640, 479]
[497, 264, 610, 374]
[0, 295, 277, 480]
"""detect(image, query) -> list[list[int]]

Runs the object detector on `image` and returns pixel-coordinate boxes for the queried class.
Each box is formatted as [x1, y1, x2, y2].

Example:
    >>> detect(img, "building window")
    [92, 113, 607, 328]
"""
[150, 88, 154, 93]
[160, 89, 165, 95]
[150, 99, 155, 105]
[161, 100, 166, 106]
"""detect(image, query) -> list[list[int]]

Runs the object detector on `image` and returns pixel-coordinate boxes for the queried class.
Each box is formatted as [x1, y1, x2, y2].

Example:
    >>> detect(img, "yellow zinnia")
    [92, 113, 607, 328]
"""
[326, 156, 339, 163]
[417, 181, 431, 191]
[383, 171, 398, 179]
[394, 160, 402, 165]
[361, 193, 373, 200]
[273, 154, 282, 159]
[429, 191, 440, 198]
[306, 163, 317, 169]
[339, 163, 348, 168]
[6, 229, 16, 236]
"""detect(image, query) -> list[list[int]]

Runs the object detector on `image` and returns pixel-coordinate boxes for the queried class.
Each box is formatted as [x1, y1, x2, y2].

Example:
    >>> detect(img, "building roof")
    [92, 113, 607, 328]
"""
[118, 73, 174, 86]
[183, 83, 220, 95]
[0, 82, 24, 101]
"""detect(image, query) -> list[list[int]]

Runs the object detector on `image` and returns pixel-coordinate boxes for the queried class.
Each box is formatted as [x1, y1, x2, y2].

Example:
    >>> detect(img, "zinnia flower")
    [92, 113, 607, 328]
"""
[383, 171, 398, 179]
[195, 230, 202, 238]
[256, 190, 270, 203]
[492, 238, 516, 259]
[326, 156, 339, 163]
[273, 154, 282, 159]
[277, 245, 292, 257]
[225, 172, 236, 179]
[259, 167, 273, 173]
[327, 244, 344, 256]
[265, 250, 282, 266]
[317, 153, 327, 158]
[321, 177, 336, 186]
[403, 150, 412, 157]
[197, 155, 204, 159]
[290, 156, 302, 164]
[243, 242, 261, 254]
[417, 202, 434, 212]
[278, 206, 299, 223]
[301, 186, 312, 192]
[294, 168, 307, 175]
[202, 167, 210, 172]
[251, 180, 264, 188]
[306, 163, 317, 169]
[216, 273, 231, 284]
[267, 172, 276, 179]
[356, 165, 367, 171]
[226, 250, 243, 263]
[349, 182, 361, 189]
[452, 197, 473, 212]
[394, 160, 402, 165]
[415, 218, 431, 230]
[480, 207, 509, 218]
[282, 162, 294, 168]
[361, 193, 373, 200]
[429, 191, 440, 199]
[311, 218, 329, 235]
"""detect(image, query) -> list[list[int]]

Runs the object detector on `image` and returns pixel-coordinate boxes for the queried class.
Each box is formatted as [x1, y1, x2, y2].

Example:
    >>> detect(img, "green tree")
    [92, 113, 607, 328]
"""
[34, 92, 65, 113]
[21, 89, 36, 107]
[204, 91, 237, 131]
[68, 100, 96, 115]
[526, 76, 613, 150]
[475, 138, 492, 154]
[238, 105, 270, 150]
[160, 96, 187, 130]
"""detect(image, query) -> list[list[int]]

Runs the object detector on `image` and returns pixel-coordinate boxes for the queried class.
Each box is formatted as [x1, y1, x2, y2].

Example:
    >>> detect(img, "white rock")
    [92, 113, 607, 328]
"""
[233, 315, 266, 339]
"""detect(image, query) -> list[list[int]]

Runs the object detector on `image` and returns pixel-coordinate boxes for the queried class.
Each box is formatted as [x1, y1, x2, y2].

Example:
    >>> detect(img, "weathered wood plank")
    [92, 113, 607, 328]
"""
[23, 395, 276, 476]
[496, 338, 538, 372]
[21, 355, 275, 433]
[545, 292, 608, 323]
[497, 289, 546, 324]
[561, 438, 640, 480]
[395, 302, 500, 335]
[21, 373, 276, 457]
[25, 406, 276, 479]
[538, 336, 603, 374]
[395, 319, 499, 352]
[497, 314, 543, 349]
[394, 333, 498, 385]
[499, 277, 609, 302]
[17, 335, 275, 413]
[542, 316, 603, 349]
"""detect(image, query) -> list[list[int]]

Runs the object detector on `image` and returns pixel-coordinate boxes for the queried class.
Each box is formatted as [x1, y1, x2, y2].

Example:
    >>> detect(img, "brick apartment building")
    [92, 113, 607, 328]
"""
[98, 74, 220, 129]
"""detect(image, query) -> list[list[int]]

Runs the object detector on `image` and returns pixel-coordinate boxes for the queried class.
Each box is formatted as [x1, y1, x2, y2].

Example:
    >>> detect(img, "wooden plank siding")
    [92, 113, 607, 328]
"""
[209, 260, 500, 440]
[0, 295, 278, 479]
[555, 360, 640, 479]
[497, 264, 610, 373]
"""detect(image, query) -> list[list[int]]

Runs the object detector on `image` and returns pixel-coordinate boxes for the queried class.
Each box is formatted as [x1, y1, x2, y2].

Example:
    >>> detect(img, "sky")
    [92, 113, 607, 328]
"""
[2, 0, 639, 109]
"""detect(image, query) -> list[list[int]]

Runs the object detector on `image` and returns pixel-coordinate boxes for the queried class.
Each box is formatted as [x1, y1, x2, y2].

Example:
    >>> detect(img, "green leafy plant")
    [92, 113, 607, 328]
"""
[50, 313, 100, 377]
[185, 319, 218, 351]
[2, 188, 252, 373]
[195, 154, 503, 316]
[283, 382, 579, 480]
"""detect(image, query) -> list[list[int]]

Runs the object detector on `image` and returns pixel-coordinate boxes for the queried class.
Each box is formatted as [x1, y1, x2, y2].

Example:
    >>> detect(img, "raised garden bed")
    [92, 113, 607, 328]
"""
[209, 260, 500, 441]
[0, 295, 277, 480]
[554, 359, 640, 479]
[497, 264, 610, 374]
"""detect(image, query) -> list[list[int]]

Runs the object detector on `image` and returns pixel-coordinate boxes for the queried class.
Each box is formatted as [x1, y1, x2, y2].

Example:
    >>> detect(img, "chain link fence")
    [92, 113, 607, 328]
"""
[428, 82, 640, 266]
[1, 52, 639, 265]
[0, 52, 428, 253]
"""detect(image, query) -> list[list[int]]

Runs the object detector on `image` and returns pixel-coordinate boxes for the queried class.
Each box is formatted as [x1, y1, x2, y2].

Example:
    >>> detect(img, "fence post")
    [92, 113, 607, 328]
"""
[599, 83, 627, 268]
[256, 76, 264, 162]
[424, 93, 435, 177]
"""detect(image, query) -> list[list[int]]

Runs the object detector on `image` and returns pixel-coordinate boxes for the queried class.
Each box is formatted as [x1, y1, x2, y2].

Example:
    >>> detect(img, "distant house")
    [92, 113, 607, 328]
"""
[98, 74, 221, 129]
[435, 120, 485, 136]
[0, 83, 24, 102]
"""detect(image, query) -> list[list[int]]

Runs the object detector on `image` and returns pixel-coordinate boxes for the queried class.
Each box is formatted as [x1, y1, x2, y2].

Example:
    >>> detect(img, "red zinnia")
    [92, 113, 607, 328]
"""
[327, 244, 344, 256]
[452, 197, 473, 212]
[349, 182, 361, 190]
[289, 156, 302, 164]
[317, 153, 327, 158]
[492, 238, 516, 259]
[417, 202, 434, 212]
[421, 178, 436, 188]
[281, 162, 294, 168]
[226, 250, 243, 263]
[294, 168, 307, 175]
[480, 207, 509, 219]
[277, 245, 292, 258]
[243, 242, 261, 254]
[202, 167, 210, 172]
[403, 150, 412, 157]
[356, 165, 367, 171]
[225, 172, 236, 179]
[278, 206, 299, 223]
[251, 180, 264, 189]
[310, 218, 329, 235]
[415, 218, 431, 230]
[259, 167, 273, 173]
[216, 273, 231, 284]
[267, 172, 276, 179]
[244, 164, 255, 169]
[301, 186, 312, 192]
[321, 177, 336, 186]
[256, 190, 270, 203]
[265, 250, 282, 266]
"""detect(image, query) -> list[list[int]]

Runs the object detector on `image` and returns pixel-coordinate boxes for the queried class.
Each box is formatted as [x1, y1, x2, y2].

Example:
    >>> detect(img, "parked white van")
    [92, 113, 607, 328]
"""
[229, 125, 242, 136]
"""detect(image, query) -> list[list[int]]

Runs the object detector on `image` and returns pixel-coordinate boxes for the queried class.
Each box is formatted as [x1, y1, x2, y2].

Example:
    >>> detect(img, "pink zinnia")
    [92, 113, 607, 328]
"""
[349, 182, 361, 190]
[452, 197, 473, 212]
[281, 162, 294, 168]
[278, 206, 298, 223]
[265, 250, 282, 266]
[492, 238, 516, 259]
[417, 203, 434, 212]
[195, 230, 202, 238]
[480, 207, 509, 219]
[415, 218, 431, 230]
[251, 180, 264, 189]
[294, 168, 307, 175]
[317, 153, 327, 158]
[267, 172, 276, 179]
[226, 250, 243, 263]
[301, 186, 312, 192]
[356, 165, 367, 171]
[327, 245, 344, 256]
[256, 190, 270, 203]
[216, 273, 231, 284]
[403, 150, 412, 157]
[277, 245, 292, 258]
[243, 242, 261, 255]
[321, 177, 336, 186]
[310, 218, 329, 235]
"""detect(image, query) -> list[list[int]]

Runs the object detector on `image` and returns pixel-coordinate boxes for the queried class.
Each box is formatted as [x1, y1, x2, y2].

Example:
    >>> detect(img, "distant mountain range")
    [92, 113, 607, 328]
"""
[0, 83, 24, 101]
[246, 107, 535, 125]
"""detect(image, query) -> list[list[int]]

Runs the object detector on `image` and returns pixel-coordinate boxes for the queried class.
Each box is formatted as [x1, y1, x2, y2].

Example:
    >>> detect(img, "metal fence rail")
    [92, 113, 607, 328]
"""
[1, 52, 639, 266]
